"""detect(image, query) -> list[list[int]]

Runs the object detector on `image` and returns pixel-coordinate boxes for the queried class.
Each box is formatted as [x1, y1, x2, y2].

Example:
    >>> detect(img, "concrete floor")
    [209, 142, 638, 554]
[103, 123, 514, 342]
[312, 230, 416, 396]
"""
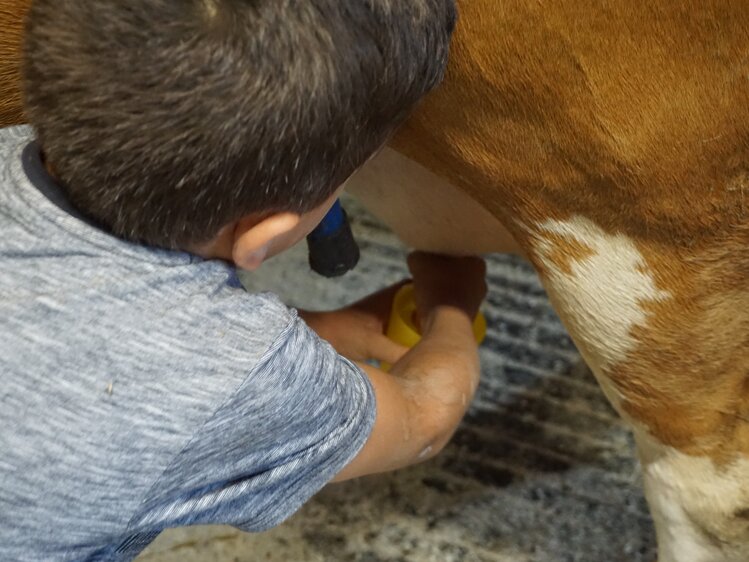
[137, 195, 656, 562]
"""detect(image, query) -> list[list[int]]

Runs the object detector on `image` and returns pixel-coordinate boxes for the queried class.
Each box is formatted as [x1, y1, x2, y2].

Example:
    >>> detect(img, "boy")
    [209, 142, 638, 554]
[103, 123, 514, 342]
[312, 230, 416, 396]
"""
[0, 0, 486, 560]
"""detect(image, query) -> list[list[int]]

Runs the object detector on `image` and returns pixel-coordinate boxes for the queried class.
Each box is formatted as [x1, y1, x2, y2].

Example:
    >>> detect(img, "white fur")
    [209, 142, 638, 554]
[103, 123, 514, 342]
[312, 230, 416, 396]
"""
[528, 216, 749, 559]
[527, 216, 669, 409]
[636, 432, 749, 562]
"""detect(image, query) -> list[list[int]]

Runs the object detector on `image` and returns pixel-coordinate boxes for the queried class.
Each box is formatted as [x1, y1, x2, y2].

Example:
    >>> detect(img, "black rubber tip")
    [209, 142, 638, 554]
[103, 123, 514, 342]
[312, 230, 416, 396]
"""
[306, 210, 360, 277]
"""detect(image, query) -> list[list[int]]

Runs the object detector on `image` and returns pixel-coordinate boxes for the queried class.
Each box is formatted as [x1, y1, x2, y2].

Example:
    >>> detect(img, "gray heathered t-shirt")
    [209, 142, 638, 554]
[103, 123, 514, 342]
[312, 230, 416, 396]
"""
[0, 125, 376, 562]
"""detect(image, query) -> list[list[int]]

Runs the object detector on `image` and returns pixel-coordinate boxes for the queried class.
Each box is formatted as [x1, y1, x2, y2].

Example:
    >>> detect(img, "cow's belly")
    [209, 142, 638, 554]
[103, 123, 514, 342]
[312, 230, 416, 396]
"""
[347, 147, 522, 257]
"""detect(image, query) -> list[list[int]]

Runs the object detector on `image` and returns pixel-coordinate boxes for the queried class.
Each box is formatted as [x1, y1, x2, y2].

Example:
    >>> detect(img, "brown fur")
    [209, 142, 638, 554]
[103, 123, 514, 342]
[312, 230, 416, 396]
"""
[392, 0, 749, 462]
[388, 2, 749, 551]
[0, 0, 27, 125]
[528, 230, 596, 278]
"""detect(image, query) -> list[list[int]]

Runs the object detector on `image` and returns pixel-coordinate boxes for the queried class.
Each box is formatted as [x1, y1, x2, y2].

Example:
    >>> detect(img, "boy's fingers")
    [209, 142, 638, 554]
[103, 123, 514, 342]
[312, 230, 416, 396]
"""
[367, 334, 409, 365]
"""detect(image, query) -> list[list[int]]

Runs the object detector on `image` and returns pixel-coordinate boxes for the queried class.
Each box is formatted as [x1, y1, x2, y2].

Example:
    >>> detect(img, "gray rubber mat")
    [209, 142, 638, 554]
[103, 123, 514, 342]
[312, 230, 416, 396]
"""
[140, 195, 657, 562]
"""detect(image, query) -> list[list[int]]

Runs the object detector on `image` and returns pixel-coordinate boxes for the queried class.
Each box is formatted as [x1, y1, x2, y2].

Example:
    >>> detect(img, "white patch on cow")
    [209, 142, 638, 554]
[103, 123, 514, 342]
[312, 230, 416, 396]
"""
[526, 216, 669, 409]
[636, 432, 749, 562]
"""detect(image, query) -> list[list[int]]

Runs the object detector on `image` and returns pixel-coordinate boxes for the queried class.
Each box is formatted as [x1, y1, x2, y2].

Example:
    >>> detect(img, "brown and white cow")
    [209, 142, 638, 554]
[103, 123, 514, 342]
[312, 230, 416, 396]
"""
[2, 1, 748, 560]
[352, 3, 749, 560]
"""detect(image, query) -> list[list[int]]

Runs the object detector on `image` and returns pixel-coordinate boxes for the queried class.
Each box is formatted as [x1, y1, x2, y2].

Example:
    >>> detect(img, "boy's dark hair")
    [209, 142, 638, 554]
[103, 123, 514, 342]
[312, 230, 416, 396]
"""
[23, 0, 456, 249]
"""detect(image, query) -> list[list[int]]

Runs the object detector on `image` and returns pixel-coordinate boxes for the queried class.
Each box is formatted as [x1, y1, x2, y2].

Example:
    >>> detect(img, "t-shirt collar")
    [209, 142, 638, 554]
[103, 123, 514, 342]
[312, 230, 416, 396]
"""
[22, 141, 105, 231]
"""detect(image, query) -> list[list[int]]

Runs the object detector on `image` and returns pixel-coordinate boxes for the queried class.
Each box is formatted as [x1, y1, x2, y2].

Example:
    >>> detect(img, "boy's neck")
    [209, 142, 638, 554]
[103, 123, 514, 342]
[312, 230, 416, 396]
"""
[186, 224, 236, 262]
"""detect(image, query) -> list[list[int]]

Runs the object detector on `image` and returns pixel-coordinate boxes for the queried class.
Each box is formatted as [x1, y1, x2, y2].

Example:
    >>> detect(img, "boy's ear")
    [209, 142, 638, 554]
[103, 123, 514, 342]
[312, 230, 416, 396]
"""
[232, 212, 301, 271]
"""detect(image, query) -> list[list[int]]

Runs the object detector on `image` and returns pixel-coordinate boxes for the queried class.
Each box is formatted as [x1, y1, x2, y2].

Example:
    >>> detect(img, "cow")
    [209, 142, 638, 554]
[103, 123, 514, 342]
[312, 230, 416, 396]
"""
[1, 2, 748, 560]
[0, 0, 26, 126]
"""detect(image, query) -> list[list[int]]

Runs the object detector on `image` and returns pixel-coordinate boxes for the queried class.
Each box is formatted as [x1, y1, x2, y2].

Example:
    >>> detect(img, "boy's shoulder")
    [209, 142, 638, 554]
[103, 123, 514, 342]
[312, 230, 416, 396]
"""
[0, 124, 295, 367]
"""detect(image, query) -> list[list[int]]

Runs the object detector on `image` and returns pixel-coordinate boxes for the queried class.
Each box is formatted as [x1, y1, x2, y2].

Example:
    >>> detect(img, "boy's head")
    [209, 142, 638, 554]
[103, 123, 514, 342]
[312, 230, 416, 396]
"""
[22, 0, 456, 264]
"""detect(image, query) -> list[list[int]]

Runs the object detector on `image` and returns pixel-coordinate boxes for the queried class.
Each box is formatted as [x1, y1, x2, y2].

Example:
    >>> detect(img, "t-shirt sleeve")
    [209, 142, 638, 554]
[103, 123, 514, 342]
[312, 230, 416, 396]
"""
[126, 311, 376, 534]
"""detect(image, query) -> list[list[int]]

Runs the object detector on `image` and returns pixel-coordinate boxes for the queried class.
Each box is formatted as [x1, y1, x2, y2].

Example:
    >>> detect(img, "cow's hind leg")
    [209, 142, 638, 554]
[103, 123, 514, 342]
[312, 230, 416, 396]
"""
[524, 215, 749, 561]
[636, 432, 749, 562]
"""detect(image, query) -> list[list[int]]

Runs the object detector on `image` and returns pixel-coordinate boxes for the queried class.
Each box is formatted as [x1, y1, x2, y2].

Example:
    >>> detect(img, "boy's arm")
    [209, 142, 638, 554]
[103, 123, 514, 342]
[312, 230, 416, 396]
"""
[331, 253, 486, 482]
[298, 282, 410, 366]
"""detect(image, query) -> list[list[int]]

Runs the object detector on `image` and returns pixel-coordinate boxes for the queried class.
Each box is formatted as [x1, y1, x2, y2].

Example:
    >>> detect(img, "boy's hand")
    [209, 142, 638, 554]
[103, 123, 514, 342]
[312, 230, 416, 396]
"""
[407, 251, 487, 333]
[332, 252, 488, 482]
[299, 281, 410, 364]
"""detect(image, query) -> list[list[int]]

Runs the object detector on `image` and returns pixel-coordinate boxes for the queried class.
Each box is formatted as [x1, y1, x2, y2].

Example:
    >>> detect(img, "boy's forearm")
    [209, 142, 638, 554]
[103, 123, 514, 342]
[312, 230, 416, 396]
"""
[331, 306, 484, 482]
[330, 255, 486, 481]
[389, 307, 481, 453]
[393, 306, 480, 385]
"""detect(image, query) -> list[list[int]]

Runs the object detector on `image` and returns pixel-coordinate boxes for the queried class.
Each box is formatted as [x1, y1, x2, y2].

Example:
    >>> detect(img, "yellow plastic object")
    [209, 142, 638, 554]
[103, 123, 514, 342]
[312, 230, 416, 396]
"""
[382, 283, 486, 371]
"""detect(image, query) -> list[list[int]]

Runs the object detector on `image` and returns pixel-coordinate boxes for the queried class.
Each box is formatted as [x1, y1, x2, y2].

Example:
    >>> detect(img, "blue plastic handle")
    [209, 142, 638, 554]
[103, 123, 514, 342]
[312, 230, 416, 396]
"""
[308, 199, 346, 240]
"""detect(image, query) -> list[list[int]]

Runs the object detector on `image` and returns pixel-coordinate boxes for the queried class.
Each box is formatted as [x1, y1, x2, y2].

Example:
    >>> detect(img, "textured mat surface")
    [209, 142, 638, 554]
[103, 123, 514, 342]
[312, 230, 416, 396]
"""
[139, 195, 657, 562]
